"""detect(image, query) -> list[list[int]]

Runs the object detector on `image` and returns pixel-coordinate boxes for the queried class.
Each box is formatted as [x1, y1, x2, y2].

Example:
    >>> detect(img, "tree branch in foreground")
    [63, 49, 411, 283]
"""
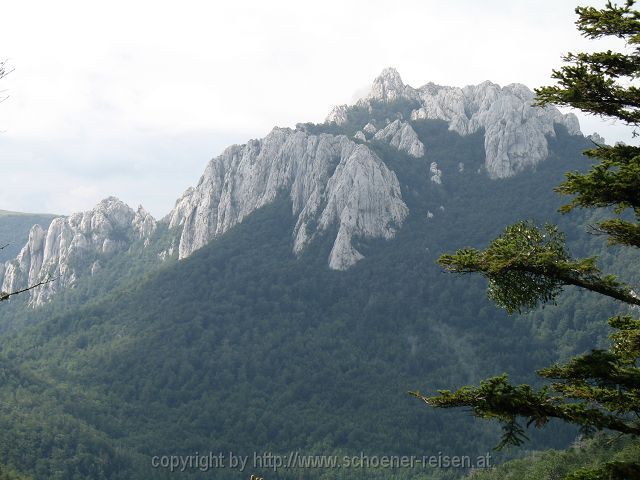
[0, 277, 57, 302]
[438, 221, 640, 313]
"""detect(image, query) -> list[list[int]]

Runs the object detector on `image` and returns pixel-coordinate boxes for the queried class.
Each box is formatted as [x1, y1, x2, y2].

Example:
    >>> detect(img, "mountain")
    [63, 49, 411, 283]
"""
[0, 69, 630, 480]
[167, 128, 409, 270]
[0, 198, 157, 306]
[2, 68, 588, 303]
[327, 67, 580, 178]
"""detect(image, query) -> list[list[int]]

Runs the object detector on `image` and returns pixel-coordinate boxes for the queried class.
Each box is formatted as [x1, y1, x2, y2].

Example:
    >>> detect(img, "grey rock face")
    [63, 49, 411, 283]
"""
[354, 131, 366, 142]
[326, 105, 350, 126]
[365, 67, 419, 103]
[0, 197, 157, 305]
[133, 205, 157, 246]
[168, 127, 408, 270]
[326, 68, 418, 127]
[429, 162, 442, 184]
[327, 68, 583, 178]
[294, 143, 408, 270]
[410, 81, 580, 178]
[2, 127, 409, 306]
[4, 67, 599, 307]
[588, 132, 606, 145]
[363, 122, 377, 135]
[373, 119, 425, 158]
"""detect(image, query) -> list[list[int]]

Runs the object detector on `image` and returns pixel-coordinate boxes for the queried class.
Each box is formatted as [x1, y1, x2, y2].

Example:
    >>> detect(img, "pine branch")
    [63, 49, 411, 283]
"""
[438, 222, 640, 313]
[514, 262, 640, 306]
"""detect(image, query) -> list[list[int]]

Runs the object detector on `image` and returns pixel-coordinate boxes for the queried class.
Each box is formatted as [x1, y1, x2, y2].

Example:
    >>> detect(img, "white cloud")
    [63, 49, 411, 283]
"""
[0, 0, 634, 217]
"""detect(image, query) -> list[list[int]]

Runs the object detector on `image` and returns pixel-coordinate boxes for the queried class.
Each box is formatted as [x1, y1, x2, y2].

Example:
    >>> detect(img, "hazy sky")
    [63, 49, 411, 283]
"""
[0, 0, 633, 217]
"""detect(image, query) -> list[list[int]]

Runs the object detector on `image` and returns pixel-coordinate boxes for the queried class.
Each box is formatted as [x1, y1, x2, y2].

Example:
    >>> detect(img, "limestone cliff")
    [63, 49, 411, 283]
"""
[0, 197, 156, 305]
[167, 128, 408, 270]
[327, 68, 582, 178]
[3, 68, 594, 306]
[372, 120, 425, 158]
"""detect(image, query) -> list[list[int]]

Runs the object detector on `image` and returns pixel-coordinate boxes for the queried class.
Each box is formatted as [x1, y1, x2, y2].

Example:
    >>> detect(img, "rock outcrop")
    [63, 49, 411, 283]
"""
[325, 105, 350, 126]
[429, 162, 443, 184]
[588, 132, 606, 145]
[2, 68, 599, 307]
[411, 81, 580, 177]
[363, 123, 377, 135]
[354, 131, 366, 142]
[168, 127, 408, 270]
[365, 67, 419, 103]
[0, 197, 156, 305]
[373, 119, 425, 157]
[327, 68, 582, 178]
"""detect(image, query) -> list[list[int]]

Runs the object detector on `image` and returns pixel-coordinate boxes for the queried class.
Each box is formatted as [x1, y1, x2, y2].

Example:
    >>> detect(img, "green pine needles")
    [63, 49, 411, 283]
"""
[411, 2, 640, 478]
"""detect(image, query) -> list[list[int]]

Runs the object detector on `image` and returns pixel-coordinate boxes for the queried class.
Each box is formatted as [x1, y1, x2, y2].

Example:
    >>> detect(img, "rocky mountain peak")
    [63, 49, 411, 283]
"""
[168, 128, 408, 270]
[2, 68, 600, 307]
[503, 82, 535, 101]
[366, 67, 416, 103]
[0, 197, 157, 305]
[411, 80, 581, 177]
[328, 68, 583, 178]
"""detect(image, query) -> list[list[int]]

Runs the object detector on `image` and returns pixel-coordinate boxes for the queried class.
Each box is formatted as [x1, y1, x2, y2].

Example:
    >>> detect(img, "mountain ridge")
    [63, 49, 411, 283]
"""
[0, 197, 156, 305]
[1, 68, 590, 304]
[328, 68, 581, 178]
[0, 80, 620, 479]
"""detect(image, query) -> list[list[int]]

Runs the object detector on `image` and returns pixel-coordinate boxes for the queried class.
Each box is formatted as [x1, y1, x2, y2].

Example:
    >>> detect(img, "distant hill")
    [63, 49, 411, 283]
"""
[0, 210, 58, 263]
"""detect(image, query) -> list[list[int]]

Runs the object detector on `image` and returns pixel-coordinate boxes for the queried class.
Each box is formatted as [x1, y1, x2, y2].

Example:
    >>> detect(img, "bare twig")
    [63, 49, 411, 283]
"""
[0, 61, 14, 104]
[0, 277, 58, 302]
[586, 224, 607, 236]
[0, 61, 14, 80]
[604, 432, 626, 447]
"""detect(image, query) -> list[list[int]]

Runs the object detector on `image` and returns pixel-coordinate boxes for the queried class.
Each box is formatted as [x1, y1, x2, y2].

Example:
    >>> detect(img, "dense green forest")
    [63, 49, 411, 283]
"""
[0, 113, 634, 479]
[469, 436, 640, 480]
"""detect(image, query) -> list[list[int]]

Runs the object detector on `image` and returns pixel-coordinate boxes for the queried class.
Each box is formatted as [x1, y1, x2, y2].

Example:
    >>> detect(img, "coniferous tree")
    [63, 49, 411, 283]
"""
[411, 2, 640, 478]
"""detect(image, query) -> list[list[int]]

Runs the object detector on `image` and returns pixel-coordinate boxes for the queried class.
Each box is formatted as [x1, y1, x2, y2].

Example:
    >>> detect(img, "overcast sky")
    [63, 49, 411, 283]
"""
[0, 0, 633, 218]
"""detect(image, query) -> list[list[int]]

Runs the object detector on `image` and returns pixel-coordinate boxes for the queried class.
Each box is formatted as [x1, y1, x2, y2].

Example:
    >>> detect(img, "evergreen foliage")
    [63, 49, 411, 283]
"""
[412, 3, 640, 478]
[0, 122, 603, 479]
[1, 23, 635, 476]
[468, 435, 640, 480]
